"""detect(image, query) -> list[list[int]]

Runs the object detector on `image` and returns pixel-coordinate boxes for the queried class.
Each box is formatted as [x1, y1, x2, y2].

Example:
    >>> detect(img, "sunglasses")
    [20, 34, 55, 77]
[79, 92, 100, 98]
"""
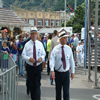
[63, 37, 67, 39]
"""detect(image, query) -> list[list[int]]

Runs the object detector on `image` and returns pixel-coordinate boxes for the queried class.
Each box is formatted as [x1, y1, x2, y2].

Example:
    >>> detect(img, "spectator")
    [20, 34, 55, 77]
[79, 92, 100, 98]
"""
[17, 35, 24, 76]
[1, 41, 10, 71]
[24, 32, 29, 40]
[47, 34, 52, 75]
[10, 37, 17, 62]
[49, 30, 59, 85]
[71, 43, 76, 58]
[76, 41, 83, 67]
[74, 34, 79, 48]
[70, 34, 75, 45]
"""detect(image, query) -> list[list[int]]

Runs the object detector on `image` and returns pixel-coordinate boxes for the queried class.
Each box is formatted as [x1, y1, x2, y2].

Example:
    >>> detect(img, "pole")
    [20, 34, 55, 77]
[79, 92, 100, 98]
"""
[84, 0, 88, 75]
[0, 40, 1, 69]
[87, 0, 91, 81]
[94, 0, 98, 88]
[75, 0, 77, 10]
[64, 0, 66, 27]
[0, 0, 3, 8]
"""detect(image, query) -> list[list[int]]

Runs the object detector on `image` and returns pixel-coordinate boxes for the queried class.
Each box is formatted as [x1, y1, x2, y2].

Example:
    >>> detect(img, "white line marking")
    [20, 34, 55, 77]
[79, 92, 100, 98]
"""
[93, 94, 100, 100]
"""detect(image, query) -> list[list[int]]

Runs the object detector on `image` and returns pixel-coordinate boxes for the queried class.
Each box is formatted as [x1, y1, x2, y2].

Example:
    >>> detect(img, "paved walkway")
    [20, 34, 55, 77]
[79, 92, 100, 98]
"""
[18, 67, 100, 100]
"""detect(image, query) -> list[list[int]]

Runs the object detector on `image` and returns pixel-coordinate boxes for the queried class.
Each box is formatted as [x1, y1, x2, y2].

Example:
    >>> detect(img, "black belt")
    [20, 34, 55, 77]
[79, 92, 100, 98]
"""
[26, 63, 40, 67]
[55, 70, 69, 73]
[26, 63, 42, 72]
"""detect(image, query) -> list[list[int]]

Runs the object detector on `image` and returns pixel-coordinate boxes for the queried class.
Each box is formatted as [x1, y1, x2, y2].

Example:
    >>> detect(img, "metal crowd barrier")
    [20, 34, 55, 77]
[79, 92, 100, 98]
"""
[0, 51, 18, 100]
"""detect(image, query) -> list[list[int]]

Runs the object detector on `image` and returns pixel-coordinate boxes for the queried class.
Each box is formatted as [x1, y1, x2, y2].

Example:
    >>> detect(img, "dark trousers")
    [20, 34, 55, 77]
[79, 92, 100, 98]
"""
[26, 64, 42, 100]
[47, 52, 50, 74]
[47, 60, 50, 74]
[55, 70, 70, 100]
[26, 72, 30, 94]
[3, 59, 8, 69]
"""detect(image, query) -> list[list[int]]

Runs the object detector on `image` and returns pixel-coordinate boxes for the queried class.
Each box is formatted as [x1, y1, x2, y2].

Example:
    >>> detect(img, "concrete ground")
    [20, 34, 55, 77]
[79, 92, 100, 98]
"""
[18, 67, 100, 100]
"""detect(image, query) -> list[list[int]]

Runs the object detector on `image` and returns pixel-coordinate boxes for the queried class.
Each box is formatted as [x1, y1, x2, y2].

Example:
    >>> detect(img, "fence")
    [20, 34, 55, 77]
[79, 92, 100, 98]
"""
[0, 50, 18, 100]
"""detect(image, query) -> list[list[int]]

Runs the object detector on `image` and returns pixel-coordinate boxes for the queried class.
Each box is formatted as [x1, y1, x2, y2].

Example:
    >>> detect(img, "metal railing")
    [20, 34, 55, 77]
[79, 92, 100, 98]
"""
[0, 51, 18, 100]
[87, 0, 100, 88]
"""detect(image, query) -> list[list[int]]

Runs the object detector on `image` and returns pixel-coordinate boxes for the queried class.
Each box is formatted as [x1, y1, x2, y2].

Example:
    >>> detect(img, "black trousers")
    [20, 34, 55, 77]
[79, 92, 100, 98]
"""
[47, 60, 50, 74]
[55, 70, 70, 100]
[26, 64, 42, 100]
[47, 52, 50, 74]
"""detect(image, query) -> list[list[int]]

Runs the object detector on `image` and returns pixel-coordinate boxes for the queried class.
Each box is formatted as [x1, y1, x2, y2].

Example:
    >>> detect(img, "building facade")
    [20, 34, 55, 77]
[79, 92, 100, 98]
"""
[59, 11, 75, 25]
[14, 9, 75, 29]
[15, 9, 61, 29]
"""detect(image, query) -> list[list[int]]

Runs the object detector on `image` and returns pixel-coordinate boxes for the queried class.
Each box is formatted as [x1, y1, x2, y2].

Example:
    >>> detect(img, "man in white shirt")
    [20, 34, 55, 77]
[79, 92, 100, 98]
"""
[50, 30, 75, 100]
[76, 41, 83, 67]
[22, 29, 46, 100]
[74, 34, 79, 47]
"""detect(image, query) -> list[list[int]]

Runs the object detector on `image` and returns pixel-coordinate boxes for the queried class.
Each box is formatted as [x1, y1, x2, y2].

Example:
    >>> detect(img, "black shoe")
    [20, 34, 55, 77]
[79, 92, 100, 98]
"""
[27, 89, 30, 95]
[51, 82, 53, 85]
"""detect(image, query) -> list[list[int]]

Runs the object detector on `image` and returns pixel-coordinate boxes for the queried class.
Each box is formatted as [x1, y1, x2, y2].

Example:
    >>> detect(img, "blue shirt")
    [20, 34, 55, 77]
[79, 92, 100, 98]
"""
[70, 38, 74, 44]
[10, 42, 17, 54]
[17, 41, 24, 55]
[1, 47, 10, 54]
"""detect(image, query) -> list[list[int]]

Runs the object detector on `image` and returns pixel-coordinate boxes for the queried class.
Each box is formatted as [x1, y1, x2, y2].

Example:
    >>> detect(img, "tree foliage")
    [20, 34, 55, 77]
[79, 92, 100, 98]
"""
[63, 1, 100, 33]
[3, 0, 84, 11]
[62, 3, 85, 33]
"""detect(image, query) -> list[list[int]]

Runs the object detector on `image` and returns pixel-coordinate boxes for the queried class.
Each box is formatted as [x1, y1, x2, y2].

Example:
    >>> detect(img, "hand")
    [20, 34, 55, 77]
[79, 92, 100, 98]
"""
[71, 73, 74, 80]
[20, 47, 23, 50]
[37, 57, 42, 63]
[29, 58, 35, 63]
[51, 71, 55, 79]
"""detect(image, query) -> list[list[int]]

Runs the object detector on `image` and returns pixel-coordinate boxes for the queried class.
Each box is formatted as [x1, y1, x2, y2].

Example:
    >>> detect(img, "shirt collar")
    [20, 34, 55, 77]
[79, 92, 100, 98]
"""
[58, 44, 66, 48]
[30, 39, 38, 44]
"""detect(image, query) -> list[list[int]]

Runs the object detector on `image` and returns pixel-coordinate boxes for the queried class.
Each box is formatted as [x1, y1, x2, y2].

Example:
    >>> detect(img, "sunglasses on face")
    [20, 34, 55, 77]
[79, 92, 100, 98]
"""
[63, 37, 67, 39]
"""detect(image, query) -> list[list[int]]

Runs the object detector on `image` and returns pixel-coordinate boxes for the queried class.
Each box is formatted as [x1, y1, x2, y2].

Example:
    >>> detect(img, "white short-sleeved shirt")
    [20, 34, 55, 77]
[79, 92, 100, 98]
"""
[22, 40, 46, 66]
[50, 44, 75, 73]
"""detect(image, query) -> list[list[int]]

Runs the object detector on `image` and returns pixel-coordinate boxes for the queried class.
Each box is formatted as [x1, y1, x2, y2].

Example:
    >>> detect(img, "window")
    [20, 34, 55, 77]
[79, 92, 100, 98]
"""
[51, 20, 55, 27]
[37, 19, 42, 27]
[29, 19, 35, 26]
[56, 20, 60, 27]
[45, 20, 49, 26]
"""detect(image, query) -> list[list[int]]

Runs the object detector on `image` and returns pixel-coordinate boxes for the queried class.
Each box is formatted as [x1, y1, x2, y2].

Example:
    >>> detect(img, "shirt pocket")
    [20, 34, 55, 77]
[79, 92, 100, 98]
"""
[27, 47, 33, 55]
[55, 50, 62, 61]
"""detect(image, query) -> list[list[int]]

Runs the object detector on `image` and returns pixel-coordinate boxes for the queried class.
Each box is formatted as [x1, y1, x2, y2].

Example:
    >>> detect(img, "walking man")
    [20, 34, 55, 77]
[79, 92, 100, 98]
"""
[22, 28, 46, 100]
[49, 30, 59, 85]
[76, 41, 83, 67]
[50, 30, 75, 100]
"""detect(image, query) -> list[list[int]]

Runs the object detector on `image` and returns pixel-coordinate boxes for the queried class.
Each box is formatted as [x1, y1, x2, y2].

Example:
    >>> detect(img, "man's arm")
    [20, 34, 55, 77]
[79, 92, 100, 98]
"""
[22, 44, 30, 61]
[38, 43, 46, 63]
[50, 48, 56, 79]
[70, 48, 75, 79]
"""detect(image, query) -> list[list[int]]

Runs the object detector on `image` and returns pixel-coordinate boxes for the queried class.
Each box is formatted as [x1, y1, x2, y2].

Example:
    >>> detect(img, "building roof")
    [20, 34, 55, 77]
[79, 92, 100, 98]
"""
[39, 27, 73, 35]
[0, 8, 30, 27]
[39, 28, 60, 34]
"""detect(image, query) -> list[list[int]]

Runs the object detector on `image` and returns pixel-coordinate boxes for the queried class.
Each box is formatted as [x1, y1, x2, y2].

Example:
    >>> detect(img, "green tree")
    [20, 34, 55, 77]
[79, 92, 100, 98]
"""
[62, 3, 85, 33]
[3, 0, 84, 11]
